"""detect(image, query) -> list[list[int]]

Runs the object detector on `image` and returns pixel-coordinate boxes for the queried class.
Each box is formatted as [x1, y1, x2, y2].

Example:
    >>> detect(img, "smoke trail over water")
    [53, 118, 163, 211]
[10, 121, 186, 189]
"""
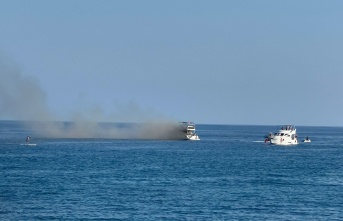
[0, 58, 186, 139]
[0, 59, 54, 122]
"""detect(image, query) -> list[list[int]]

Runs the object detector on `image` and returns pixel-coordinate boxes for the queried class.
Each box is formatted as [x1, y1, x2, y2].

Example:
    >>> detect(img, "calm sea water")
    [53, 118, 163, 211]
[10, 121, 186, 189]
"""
[1, 121, 343, 220]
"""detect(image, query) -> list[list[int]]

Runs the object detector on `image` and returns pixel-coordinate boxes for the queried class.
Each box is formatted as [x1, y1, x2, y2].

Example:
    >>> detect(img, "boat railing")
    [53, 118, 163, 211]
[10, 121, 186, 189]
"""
[280, 125, 295, 131]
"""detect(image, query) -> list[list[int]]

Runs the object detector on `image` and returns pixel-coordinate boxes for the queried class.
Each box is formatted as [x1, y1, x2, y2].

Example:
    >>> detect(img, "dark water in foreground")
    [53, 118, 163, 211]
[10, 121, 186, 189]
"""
[1, 121, 343, 220]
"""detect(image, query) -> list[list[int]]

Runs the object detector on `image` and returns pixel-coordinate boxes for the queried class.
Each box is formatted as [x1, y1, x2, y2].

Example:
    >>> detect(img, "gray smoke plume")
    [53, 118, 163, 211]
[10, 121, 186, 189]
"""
[0, 57, 186, 139]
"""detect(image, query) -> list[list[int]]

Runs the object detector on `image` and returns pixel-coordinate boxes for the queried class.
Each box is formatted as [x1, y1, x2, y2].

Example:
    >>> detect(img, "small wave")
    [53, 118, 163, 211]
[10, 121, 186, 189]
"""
[252, 141, 265, 143]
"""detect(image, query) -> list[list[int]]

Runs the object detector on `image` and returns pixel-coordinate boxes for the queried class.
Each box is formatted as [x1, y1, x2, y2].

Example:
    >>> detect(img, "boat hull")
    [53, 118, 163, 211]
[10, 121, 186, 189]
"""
[187, 134, 200, 140]
[270, 138, 298, 145]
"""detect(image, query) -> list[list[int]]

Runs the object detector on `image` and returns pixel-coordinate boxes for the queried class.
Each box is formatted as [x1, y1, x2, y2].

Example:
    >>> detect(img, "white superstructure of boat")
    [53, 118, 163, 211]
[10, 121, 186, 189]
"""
[269, 125, 298, 145]
[180, 122, 200, 140]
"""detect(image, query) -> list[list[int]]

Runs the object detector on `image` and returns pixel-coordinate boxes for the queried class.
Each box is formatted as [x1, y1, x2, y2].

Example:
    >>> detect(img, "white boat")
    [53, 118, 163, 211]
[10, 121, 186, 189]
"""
[269, 125, 298, 145]
[302, 137, 311, 143]
[180, 122, 200, 140]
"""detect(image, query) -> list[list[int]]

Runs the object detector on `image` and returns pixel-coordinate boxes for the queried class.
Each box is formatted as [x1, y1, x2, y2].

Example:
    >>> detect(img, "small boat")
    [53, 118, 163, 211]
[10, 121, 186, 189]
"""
[264, 132, 272, 143]
[269, 125, 298, 145]
[302, 137, 311, 143]
[180, 122, 200, 140]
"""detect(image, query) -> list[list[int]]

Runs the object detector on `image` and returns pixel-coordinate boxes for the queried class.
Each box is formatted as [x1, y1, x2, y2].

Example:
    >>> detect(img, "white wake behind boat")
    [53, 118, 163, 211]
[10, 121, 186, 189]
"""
[269, 125, 298, 145]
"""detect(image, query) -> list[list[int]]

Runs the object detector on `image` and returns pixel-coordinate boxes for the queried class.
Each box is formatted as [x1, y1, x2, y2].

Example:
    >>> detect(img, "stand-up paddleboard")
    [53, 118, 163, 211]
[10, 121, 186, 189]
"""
[22, 136, 36, 146]
[20, 143, 37, 146]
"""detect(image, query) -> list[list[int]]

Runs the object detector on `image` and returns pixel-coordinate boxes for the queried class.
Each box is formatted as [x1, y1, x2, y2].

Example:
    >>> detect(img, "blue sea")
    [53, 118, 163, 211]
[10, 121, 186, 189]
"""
[1, 121, 343, 220]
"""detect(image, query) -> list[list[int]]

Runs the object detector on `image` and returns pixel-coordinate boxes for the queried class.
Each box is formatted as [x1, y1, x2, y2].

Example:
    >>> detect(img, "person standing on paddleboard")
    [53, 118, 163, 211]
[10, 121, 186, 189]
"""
[26, 136, 30, 144]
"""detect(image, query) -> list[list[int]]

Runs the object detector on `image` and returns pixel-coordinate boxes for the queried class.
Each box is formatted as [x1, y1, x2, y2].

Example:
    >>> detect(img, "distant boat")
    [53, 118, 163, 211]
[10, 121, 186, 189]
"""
[179, 122, 200, 140]
[264, 132, 272, 143]
[302, 136, 311, 143]
[269, 125, 299, 145]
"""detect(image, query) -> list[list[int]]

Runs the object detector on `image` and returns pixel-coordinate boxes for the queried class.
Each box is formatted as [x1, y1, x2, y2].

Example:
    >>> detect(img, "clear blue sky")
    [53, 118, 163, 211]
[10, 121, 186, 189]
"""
[1, 0, 342, 126]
